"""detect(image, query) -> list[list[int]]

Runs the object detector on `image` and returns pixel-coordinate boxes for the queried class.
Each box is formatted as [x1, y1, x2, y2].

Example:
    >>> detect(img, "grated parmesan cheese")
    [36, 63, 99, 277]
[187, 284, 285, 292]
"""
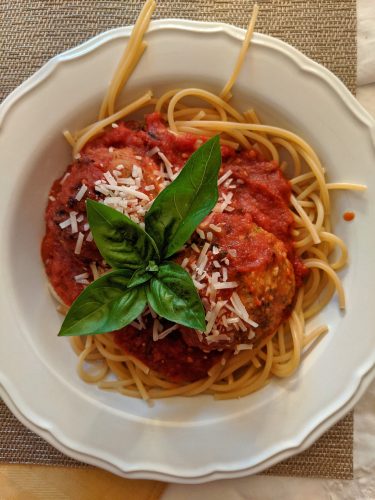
[209, 223, 222, 233]
[158, 324, 179, 340]
[218, 170, 233, 185]
[60, 172, 70, 185]
[74, 272, 89, 281]
[147, 146, 160, 157]
[74, 232, 84, 254]
[70, 211, 78, 234]
[213, 281, 238, 290]
[157, 151, 175, 180]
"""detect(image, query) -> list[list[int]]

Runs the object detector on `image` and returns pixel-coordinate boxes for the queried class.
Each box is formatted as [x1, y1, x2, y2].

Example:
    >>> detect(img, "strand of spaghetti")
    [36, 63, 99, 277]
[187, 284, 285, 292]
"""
[145, 379, 208, 398]
[277, 324, 286, 356]
[139, 371, 179, 389]
[296, 180, 319, 201]
[74, 97, 158, 140]
[155, 88, 183, 112]
[243, 109, 273, 157]
[167, 89, 245, 131]
[211, 365, 256, 392]
[304, 258, 345, 308]
[295, 235, 314, 251]
[94, 333, 118, 348]
[303, 325, 329, 347]
[106, 359, 132, 380]
[299, 200, 315, 208]
[306, 246, 329, 262]
[251, 355, 262, 369]
[63, 130, 75, 147]
[126, 361, 150, 400]
[179, 124, 250, 148]
[73, 91, 153, 155]
[98, 0, 156, 119]
[77, 339, 109, 383]
[216, 340, 273, 399]
[170, 106, 219, 119]
[291, 195, 321, 244]
[98, 378, 139, 388]
[242, 130, 279, 161]
[272, 137, 302, 176]
[303, 269, 335, 310]
[243, 109, 265, 133]
[292, 305, 304, 344]
[290, 171, 317, 185]
[176, 126, 239, 149]
[326, 183, 367, 191]
[192, 110, 206, 120]
[118, 388, 146, 398]
[184, 361, 226, 396]
[271, 313, 301, 378]
[320, 231, 348, 270]
[215, 128, 251, 149]
[220, 3, 259, 99]
[93, 338, 150, 373]
[70, 337, 103, 360]
[294, 145, 330, 213]
[107, 39, 149, 116]
[309, 193, 325, 232]
[116, 40, 148, 94]
[99, 38, 148, 120]
[220, 350, 255, 378]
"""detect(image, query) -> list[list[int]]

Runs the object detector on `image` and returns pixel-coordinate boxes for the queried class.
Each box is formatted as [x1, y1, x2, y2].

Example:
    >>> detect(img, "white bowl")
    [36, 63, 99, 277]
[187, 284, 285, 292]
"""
[0, 20, 374, 483]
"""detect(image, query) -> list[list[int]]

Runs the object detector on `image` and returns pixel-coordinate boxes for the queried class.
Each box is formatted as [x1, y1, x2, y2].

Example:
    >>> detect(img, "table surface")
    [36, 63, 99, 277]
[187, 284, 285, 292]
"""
[1, 1, 375, 498]
[0, 464, 166, 499]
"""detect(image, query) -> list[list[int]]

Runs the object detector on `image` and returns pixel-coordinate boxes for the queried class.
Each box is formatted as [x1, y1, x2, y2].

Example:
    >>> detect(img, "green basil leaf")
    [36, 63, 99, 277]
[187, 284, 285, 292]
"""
[58, 269, 147, 337]
[146, 262, 206, 331]
[86, 199, 159, 269]
[127, 268, 153, 289]
[145, 136, 222, 258]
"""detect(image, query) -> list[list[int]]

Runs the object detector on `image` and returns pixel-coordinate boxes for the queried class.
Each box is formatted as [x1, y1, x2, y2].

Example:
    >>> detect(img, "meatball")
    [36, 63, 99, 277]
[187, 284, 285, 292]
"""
[42, 143, 161, 305]
[181, 212, 295, 351]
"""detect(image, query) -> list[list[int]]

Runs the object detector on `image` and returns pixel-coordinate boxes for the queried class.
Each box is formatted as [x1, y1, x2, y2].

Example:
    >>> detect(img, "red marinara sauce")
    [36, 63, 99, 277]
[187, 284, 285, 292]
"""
[343, 211, 355, 222]
[42, 112, 308, 383]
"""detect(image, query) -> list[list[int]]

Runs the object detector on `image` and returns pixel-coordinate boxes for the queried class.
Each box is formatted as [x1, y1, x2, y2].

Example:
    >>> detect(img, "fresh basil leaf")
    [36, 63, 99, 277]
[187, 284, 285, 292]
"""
[58, 269, 146, 337]
[145, 136, 222, 258]
[127, 268, 153, 289]
[146, 262, 206, 331]
[86, 199, 159, 270]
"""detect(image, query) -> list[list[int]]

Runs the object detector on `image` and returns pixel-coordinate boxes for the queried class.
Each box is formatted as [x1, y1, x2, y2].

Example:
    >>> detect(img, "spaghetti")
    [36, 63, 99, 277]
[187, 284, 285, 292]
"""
[44, 1, 366, 401]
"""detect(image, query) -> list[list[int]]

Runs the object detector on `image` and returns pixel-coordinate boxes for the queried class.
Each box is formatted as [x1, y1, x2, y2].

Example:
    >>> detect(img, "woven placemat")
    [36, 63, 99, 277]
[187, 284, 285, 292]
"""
[0, 0, 356, 480]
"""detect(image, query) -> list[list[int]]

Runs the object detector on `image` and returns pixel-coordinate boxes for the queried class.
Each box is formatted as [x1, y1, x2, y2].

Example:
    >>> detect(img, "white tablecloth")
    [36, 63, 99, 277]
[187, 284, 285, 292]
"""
[163, 1, 375, 498]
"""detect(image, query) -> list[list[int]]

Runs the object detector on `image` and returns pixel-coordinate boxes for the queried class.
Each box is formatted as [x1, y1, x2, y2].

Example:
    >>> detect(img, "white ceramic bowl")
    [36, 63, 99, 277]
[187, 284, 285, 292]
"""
[0, 20, 374, 483]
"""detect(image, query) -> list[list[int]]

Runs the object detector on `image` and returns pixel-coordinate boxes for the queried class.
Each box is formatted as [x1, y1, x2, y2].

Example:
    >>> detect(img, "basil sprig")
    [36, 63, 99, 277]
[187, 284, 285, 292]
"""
[58, 136, 221, 337]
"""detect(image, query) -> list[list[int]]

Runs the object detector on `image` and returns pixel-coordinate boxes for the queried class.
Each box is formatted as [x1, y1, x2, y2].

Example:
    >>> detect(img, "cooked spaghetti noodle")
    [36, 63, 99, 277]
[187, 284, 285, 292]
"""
[45, 1, 366, 401]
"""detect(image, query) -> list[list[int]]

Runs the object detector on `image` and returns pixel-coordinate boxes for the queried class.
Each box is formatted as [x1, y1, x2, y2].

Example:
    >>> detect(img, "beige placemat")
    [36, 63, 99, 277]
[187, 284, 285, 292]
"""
[0, 0, 356, 480]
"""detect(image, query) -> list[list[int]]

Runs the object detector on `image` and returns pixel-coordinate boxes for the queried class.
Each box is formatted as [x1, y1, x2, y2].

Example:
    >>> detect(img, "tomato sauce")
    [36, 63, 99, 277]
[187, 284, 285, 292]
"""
[343, 211, 355, 222]
[42, 113, 308, 382]
[115, 326, 221, 383]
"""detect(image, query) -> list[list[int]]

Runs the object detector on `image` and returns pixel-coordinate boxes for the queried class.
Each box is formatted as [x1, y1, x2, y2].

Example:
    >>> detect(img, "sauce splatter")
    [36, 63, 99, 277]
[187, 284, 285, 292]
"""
[343, 211, 355, 222]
